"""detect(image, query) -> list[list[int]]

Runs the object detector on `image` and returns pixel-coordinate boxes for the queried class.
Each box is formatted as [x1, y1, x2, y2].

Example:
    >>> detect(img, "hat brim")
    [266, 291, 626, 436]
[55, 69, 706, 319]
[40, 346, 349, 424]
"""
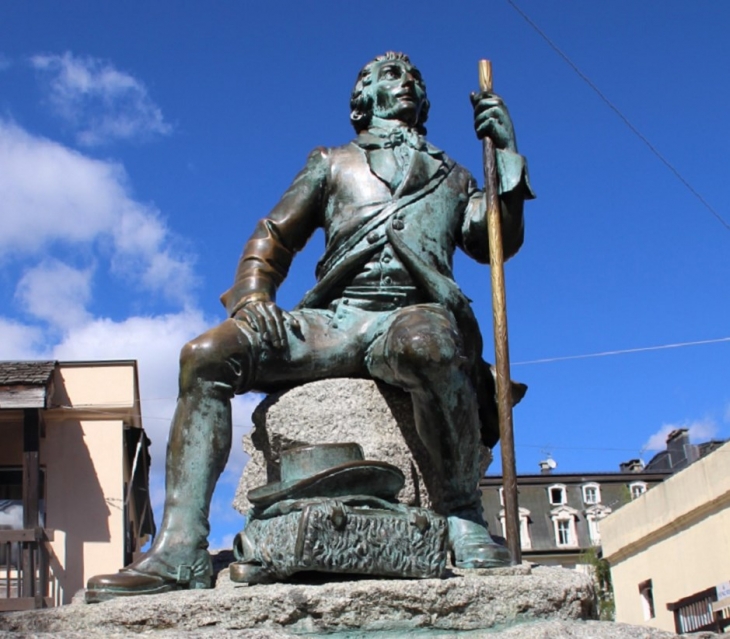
[247, 460, 405, 507]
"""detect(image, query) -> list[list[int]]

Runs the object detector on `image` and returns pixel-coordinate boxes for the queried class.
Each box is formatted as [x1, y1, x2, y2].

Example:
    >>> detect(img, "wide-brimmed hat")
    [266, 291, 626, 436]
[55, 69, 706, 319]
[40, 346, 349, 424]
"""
[247, 442, 405, 507]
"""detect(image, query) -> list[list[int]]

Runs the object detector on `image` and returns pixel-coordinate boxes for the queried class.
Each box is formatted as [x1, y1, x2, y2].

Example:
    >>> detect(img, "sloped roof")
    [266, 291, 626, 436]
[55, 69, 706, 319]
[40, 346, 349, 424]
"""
[0, 361, 57, 386]
[0, 361, 57, 409]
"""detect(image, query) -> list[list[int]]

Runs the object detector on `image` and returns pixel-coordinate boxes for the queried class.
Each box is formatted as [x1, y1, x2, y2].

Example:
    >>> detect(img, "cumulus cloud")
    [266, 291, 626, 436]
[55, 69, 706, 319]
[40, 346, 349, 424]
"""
[0, 318, 45, 359]
[15, 259, 93, 330]
[0, 119, 196, 303]
[30, 52, 171, 146]
[643, 418, 719, 452]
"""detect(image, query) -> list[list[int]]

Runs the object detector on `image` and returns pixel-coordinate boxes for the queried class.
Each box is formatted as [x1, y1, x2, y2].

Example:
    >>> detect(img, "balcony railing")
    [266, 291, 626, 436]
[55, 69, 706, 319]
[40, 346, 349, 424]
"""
[667, 586, 730, 634]
[0, 527, 54, 611]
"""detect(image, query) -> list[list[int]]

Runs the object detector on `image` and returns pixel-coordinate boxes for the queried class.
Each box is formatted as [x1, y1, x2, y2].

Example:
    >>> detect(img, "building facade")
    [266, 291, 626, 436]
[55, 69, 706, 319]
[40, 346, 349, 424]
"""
[480, 464, 670, 570]
[601, 439, 730, 634]
[0, 360, 155, 609]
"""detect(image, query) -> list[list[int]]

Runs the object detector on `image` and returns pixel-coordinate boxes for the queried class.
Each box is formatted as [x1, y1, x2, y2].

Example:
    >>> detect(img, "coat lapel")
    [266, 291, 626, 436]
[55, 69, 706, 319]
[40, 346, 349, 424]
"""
[396, 143, 445, 197]
[356, 131, 446, 196]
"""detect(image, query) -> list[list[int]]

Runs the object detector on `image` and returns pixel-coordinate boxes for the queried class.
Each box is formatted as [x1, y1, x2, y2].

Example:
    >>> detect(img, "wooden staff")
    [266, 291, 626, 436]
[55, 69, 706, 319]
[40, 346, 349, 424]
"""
[479, 59, 521, 564]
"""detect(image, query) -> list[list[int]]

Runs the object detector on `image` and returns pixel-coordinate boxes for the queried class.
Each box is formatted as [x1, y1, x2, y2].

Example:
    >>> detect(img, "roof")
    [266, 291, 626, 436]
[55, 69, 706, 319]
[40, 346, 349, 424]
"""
[0, 361, 57, 386]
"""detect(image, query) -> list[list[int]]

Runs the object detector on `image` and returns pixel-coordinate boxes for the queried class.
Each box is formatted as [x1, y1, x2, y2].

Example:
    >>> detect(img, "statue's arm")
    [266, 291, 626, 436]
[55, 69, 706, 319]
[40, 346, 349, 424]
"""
[220, 148, 329, 317]
[460, 90, 535, 263]
[460, 153, 534, 263]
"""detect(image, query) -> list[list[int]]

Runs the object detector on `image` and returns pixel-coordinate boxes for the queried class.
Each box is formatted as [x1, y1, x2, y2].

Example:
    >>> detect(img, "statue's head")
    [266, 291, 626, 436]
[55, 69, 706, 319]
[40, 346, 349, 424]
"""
[350, 52, 430, 135]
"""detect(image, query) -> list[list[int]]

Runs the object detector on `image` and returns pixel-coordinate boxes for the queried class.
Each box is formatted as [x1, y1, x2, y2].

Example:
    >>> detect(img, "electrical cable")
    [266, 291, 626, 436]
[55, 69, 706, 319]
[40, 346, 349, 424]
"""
[504, 0, 730, 232]
[512, 336, 730, 366]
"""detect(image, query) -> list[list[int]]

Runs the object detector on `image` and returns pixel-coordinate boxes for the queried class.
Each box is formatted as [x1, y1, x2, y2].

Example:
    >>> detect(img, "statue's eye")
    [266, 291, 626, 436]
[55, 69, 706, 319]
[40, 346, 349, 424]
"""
[381, 67, 399, 80]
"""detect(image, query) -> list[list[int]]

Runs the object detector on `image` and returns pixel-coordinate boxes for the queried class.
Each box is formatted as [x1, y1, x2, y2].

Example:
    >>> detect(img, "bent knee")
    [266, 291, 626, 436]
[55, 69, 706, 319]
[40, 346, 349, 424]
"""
[179, 320, 252, 383]
[385, 306, 464, 374]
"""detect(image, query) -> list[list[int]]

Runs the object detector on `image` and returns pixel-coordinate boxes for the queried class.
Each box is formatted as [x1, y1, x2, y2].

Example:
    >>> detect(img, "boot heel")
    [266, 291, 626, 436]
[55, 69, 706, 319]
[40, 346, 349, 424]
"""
[189, 554, 213, 589]
[190, 574, 211, 589]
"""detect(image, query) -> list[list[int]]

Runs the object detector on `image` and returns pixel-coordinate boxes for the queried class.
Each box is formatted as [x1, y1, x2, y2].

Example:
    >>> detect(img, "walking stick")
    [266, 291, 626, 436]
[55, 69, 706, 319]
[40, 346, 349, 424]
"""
[479, 59, 521, 564]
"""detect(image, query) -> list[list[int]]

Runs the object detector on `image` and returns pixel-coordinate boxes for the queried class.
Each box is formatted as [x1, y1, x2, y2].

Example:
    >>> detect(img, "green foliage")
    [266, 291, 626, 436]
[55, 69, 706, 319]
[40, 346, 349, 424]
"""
[580, 546, 615, 621]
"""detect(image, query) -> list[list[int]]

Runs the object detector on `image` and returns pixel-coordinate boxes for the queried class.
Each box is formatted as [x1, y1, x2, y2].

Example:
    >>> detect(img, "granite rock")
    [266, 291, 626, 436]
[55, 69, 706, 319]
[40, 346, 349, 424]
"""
[1, 564, 593, 636]
[233, 379, 492, 515]
[0, 563, 716, 638]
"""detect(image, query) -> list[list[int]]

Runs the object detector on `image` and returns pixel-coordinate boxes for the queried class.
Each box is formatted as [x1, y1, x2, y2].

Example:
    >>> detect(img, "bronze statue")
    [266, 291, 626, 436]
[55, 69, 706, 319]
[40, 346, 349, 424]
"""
[86, 52, 533, 602]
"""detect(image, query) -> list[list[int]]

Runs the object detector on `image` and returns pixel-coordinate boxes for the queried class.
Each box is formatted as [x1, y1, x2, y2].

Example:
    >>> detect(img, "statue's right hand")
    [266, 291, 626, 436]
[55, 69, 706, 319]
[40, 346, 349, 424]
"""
[234, 301, 300, 351]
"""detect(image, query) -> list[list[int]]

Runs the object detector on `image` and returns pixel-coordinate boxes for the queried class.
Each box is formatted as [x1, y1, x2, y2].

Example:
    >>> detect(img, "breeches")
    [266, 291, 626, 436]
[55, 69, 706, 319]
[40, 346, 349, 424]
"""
[179, 301, 472, 397]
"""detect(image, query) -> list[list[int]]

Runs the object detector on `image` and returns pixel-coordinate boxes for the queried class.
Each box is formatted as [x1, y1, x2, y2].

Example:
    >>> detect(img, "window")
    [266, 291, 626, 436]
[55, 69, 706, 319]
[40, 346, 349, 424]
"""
[499, 507, 532, 550]
[630, 481, 647, 500]
[582, 483, 601, 505]
[585, 505, 612, 546]
[639, 579, 655, 620]
[550, 505, 579, 548]
[557, 519, 572, 545]
[548, 484, 567, 505]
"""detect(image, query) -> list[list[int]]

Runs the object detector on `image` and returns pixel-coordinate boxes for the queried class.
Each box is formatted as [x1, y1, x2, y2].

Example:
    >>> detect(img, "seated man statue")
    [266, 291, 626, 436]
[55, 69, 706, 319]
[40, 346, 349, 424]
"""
[87, 51, 534, 601]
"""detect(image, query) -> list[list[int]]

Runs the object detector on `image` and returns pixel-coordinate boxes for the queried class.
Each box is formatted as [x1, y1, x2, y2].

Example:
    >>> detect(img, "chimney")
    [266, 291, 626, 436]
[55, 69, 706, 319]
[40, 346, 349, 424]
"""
[666, 428, 689, 450]
[620, 458, 645, 473]
[666, 428, 698, 469]
[539, 458, 557, 474]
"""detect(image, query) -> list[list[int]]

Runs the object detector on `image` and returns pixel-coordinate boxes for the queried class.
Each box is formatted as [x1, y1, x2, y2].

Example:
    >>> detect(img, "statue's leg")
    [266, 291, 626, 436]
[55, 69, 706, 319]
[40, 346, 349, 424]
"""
[87, 308, 375, 601]
[367, 304, 511, 568]
[86, 319, 258, 601]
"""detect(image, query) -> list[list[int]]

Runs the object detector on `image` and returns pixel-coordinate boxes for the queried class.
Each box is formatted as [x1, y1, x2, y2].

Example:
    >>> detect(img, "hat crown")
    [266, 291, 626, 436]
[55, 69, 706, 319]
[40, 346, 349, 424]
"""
[281, 443, 365, 483]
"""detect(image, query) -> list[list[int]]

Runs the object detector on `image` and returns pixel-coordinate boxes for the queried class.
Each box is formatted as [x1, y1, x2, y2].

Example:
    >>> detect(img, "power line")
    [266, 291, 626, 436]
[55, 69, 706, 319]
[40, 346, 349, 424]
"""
[513, 336, 730, 366]
[504, 0, 730, 232]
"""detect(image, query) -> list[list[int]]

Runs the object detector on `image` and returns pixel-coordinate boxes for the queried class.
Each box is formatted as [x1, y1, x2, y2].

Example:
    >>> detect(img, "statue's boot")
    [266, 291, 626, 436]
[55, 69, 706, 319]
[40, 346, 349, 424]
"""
[85, 541, 212, 603]
[447, 509, 512, 569]
[86, 376, 232, 602]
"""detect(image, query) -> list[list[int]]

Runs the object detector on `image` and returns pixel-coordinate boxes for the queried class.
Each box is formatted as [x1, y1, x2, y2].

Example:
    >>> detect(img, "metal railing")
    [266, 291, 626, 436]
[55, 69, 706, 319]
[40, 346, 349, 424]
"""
[0, 528, 54, 611]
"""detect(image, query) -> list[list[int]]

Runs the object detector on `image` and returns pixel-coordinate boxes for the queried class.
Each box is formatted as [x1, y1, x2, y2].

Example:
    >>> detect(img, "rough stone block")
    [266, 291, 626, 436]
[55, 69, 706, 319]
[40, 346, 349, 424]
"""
[233, 378, 492, 515]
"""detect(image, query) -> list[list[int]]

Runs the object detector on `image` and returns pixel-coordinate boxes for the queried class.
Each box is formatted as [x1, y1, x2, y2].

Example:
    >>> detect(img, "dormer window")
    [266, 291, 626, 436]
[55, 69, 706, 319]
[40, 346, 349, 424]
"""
[630, 481, 647, 500]
[582, 483, 601, 505]
[548, 484, 567, 505]
[499, 507, 532, 550]
[550, 505, 579, 547]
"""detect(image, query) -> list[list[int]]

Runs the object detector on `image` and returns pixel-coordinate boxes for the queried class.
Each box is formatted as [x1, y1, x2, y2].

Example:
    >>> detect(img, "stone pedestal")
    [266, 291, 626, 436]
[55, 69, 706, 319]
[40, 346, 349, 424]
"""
[233, 378, 493, 515]
[0, 561, 703, 637]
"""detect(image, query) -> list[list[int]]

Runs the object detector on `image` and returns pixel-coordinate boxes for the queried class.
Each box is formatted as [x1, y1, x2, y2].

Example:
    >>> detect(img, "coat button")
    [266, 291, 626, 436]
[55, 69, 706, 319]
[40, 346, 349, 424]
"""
[392, 219, 405, 231]
[367, 232, 379, 244]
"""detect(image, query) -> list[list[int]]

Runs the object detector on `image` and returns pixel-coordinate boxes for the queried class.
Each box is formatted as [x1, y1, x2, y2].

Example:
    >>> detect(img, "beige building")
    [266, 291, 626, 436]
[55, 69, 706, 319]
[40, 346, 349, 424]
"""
[602, 439, 730, 634]
[0, 360, 155, 610]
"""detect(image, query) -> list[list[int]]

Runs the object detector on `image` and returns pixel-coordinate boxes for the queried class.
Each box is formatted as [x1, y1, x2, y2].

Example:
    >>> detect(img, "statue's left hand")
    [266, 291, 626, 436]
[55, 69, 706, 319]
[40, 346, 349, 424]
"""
[234, 301, 300, 351]
[471, 91, 517, 152]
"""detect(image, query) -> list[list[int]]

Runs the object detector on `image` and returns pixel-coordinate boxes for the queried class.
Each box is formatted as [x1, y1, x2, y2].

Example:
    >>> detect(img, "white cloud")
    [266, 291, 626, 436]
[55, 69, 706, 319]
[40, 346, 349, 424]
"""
[643, 418, 719, 452]
[0, 318, 45, 359]
[30, 52, 171, 146]
[0, 119, 196, 303]
[15, 259, 93, 330]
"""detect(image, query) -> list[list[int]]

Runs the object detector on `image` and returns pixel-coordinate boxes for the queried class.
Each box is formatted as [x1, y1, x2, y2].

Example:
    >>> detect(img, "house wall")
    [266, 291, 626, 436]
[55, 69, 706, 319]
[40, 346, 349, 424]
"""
[602, 441, 730, 631]
[0, 361, 146, 606]
[42, 418, 125, 604]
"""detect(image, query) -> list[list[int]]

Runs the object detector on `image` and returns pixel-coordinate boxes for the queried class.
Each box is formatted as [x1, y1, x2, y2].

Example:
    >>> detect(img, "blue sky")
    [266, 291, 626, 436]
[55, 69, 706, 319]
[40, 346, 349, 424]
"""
[1, 1, 728, 550]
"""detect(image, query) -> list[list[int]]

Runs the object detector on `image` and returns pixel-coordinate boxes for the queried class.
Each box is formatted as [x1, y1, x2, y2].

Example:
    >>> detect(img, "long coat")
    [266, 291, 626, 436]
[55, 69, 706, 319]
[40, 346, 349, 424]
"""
[220, 129, 533, 446]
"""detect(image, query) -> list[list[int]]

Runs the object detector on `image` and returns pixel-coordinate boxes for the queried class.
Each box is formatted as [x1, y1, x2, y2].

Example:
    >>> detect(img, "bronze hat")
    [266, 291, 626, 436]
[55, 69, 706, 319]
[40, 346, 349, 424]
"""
[247, 442, 405, 507]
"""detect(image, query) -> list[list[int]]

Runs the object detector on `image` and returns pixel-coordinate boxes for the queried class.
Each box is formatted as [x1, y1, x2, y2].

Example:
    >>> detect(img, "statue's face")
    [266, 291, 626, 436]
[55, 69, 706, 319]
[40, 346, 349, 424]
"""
[368, 58, 426, 127]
